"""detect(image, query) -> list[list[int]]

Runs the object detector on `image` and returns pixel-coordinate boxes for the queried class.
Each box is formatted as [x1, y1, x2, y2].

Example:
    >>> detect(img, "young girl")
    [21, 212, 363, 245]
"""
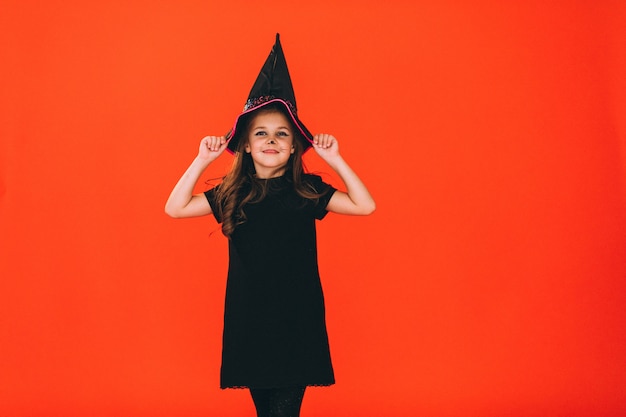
[165, 100, 374, 416]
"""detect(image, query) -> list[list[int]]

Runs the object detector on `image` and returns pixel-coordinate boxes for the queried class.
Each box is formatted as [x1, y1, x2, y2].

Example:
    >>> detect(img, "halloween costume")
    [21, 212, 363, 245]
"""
[225, 33, 313, 153]
[207, 34, 336, 389]
[205, 175, 336, 388]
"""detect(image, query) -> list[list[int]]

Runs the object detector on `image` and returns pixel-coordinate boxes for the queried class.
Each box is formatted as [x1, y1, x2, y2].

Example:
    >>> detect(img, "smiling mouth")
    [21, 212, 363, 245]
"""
[262, 149, 280, 154]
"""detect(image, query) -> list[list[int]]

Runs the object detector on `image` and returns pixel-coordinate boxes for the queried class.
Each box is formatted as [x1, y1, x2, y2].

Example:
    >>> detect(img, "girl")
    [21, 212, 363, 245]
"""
[165, 102, 375, 417]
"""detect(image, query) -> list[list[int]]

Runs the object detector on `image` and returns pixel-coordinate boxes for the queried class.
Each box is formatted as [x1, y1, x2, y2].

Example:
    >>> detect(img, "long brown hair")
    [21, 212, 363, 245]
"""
[214, 104, 324, 237]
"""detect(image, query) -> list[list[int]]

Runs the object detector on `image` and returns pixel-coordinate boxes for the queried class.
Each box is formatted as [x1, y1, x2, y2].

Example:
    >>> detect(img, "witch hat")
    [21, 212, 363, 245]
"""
[225, 33, 313, 153]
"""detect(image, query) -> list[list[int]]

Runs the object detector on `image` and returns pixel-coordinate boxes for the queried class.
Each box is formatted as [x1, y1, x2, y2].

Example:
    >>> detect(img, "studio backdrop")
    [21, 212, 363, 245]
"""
[1, 1, 625, 416]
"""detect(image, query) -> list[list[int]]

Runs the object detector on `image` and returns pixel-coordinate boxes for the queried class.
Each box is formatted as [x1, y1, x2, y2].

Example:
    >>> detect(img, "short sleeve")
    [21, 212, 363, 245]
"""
[204, 187, 223, 223]
[304, 174, 337, 220]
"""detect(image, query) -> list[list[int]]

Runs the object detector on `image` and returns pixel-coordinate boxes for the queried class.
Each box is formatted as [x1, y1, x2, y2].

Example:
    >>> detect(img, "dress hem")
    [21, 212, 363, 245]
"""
[221, 382, 335, 390]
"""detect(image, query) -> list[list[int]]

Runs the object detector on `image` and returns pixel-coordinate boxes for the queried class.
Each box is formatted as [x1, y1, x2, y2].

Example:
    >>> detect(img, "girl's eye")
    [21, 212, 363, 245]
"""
[255, 131, 266, 136]
[277, 131, 289, 137]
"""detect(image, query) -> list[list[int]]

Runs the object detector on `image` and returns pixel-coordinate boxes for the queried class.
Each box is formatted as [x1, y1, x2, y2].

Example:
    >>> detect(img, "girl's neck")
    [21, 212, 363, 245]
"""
[254, 167, 287, 179]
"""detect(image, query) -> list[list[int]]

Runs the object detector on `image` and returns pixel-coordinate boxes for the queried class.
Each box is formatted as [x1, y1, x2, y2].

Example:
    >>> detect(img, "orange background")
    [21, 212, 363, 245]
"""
[1, 1, 625, 416]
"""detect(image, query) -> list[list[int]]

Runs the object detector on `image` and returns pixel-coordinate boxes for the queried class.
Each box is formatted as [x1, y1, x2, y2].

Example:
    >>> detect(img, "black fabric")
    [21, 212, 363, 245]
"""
[205, 174, 337, 389]
[250, 386, 306, 417]
[248, 34, 296, 109]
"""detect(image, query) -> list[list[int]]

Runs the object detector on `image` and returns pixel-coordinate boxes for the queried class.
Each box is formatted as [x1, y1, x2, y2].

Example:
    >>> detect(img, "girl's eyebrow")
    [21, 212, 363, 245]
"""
[253, 125, 291, 130]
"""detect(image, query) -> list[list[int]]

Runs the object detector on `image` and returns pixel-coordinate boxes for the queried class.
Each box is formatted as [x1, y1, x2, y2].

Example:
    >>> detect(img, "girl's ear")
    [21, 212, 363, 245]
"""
[245, 143, 251, 153]
[290, 144, 295, 154]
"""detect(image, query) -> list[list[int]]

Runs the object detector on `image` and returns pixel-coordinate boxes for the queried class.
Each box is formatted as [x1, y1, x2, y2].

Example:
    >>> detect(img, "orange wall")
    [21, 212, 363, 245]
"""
[1, 1, 625, 416]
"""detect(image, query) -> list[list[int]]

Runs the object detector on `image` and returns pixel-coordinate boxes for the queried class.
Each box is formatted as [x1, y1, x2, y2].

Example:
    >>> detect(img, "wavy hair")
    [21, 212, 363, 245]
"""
[214, 103, 324, 237]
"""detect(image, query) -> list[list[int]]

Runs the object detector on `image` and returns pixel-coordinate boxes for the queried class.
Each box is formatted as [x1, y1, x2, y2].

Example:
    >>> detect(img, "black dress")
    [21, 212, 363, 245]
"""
[204, 174, 336, 389]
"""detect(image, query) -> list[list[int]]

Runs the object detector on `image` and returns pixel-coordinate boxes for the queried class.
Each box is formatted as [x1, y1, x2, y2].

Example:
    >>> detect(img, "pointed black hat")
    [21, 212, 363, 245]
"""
[226, 33, 313, 153]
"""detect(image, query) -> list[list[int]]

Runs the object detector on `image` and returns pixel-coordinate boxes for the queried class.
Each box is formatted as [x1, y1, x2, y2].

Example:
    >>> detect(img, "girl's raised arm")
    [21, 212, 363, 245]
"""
[312, 134, 376, 216]
[165, 136, 228, 218]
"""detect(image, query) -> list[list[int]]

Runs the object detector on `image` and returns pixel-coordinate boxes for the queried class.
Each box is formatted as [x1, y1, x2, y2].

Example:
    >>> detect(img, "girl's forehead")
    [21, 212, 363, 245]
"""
[251, 111, 290, 124]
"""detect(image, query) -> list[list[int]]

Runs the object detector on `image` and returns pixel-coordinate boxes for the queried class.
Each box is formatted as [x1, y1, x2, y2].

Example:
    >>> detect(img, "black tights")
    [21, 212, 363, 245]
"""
[249, 386, 306, 417]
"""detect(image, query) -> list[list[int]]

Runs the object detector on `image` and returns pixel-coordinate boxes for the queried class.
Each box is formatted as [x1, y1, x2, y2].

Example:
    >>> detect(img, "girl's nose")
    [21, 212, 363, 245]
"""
[267, 137, 276, 144]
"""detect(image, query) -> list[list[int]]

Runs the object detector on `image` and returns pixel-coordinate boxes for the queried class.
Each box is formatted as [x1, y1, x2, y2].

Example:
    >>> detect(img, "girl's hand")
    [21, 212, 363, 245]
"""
[312, 133, 340, 161]
[198, 135, 228, 162]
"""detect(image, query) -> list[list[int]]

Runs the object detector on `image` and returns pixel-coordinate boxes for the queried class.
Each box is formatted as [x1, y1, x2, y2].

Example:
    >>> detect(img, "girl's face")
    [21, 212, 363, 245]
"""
[245, 111, 295, 178]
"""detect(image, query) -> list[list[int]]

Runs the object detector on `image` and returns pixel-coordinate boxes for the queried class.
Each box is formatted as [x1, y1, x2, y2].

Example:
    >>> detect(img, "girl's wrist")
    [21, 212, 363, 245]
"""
[191, 156, 214, 173]
[324, 154, 345, 168]
[194, 155, 214, 165]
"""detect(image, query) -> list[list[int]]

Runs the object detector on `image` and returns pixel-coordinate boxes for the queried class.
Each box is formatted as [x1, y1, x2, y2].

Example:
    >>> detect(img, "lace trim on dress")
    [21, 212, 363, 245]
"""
[221, 383, 334, 390]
